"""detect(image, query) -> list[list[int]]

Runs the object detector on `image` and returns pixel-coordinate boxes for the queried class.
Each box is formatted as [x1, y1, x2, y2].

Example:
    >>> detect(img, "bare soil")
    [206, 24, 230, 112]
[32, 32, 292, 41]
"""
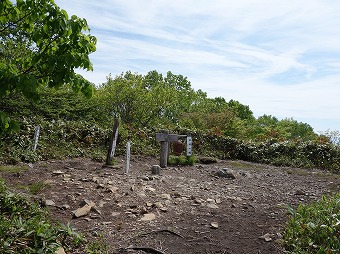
[1, 156, 339, 254]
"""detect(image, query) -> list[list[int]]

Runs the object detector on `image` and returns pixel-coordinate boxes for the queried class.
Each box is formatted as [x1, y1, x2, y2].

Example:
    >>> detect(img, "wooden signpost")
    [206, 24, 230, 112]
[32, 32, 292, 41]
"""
[156, 130, 191, 168]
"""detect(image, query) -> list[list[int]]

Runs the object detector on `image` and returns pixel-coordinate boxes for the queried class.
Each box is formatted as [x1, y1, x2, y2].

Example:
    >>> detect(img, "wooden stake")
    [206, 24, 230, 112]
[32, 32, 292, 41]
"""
[106, 117, 119, 165]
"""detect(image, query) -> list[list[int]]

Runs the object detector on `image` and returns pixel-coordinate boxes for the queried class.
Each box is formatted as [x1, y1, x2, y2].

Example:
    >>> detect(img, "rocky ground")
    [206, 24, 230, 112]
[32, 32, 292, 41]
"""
[1, 156, 339, 254]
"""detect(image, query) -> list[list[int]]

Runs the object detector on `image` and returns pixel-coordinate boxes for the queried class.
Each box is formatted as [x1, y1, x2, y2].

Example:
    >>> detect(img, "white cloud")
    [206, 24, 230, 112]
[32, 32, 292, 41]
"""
[55, 0, 340, 131]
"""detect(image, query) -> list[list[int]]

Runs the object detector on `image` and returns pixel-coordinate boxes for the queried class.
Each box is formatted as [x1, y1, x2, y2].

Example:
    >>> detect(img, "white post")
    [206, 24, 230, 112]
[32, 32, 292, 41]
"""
[186, 135, 192, 156]
[33, 126, 40, 151]
[125, 141, 131, 175]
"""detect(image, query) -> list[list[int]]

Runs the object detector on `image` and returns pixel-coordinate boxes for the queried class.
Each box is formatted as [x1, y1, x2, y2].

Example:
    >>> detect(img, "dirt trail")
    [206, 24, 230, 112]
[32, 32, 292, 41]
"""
[1, 156, 339, 254]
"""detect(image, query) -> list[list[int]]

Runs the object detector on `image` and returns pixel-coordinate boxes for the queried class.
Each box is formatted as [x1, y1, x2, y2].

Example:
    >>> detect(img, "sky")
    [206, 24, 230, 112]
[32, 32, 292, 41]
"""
[55, 0, 340, 133]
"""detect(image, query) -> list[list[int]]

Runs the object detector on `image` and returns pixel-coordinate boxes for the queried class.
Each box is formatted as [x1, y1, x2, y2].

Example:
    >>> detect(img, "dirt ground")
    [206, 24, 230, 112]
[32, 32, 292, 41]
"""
[1, 156, 339, 254]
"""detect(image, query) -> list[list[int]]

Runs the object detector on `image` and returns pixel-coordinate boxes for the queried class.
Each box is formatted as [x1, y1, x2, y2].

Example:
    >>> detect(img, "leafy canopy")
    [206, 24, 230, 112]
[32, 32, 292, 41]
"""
[0, 0, 97, 134]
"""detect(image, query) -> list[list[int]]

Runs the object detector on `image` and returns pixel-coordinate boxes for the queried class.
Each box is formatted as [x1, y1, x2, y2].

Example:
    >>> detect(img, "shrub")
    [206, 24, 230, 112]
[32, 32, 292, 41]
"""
[0, 179, 84, 253]
[284, 193, 340, 253]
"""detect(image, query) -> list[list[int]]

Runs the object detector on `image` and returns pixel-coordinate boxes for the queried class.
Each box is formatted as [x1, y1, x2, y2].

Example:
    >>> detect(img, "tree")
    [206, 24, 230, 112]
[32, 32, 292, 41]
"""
[0, 0, 97, 134]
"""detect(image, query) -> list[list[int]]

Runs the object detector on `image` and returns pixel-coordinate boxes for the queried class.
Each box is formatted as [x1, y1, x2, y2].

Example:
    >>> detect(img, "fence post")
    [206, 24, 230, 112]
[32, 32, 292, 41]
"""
[106, 117, 120, 165]
[159, 129, 169, 168]
[125, 141, 131, 175]
[33, 126, 40, 151]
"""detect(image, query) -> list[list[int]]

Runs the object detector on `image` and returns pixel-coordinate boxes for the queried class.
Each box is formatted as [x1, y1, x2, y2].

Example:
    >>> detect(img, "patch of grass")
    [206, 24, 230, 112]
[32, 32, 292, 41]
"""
[168, 155, 196, 166]
[0, 179, 84, 253]
[226, 160, 267, 170]
[0, 165, 28, 173]
[28, 181, 50, 195]
[284, 193, 340, 253]
[199, 156, 218, 164]
[87, 233, 110, 254]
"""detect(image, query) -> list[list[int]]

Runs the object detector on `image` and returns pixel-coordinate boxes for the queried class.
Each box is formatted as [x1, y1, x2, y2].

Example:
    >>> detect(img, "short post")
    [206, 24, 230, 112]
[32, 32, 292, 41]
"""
[159, 130, 169, 168]
[186, 135, 193, 157]
[33, 126, 40, 151]
[125, 141, 131, 175]
[106, 117, 120, 165]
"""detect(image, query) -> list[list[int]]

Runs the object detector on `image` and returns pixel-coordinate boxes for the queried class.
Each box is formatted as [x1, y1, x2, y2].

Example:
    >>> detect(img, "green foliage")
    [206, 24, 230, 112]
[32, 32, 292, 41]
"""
[27, 181, 50, 195]
[168, 155, 196, 166]
[0, 0, 96, 134]
[0, 179, 84, 253]
[284, 193, 340, 253]
[0, 165, 28, 173]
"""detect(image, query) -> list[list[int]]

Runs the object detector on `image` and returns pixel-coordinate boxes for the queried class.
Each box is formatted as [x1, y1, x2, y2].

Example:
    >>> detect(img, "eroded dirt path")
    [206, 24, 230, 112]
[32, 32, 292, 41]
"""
[1, 157, 339, 254]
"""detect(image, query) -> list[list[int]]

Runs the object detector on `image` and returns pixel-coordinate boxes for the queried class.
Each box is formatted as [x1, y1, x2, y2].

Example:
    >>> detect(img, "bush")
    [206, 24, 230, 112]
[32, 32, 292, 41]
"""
[0, 179, 84, 253]
[168, 155, 196, 166]
[284, 193, 340, 253]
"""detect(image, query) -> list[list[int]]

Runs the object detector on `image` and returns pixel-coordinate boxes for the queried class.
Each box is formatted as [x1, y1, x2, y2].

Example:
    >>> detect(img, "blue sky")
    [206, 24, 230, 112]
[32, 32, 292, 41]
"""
[55, 0, 340, 133]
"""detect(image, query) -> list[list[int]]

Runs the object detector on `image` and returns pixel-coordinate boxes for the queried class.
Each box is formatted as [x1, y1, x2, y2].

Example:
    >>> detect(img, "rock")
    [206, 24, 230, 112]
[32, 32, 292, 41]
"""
[61, 204, 70, 210]
[160, 193, 171, 200]
[216, 168, 236, 179]
[55, 247, 66, 254]
[206, 203, 219, 209]
[52, 170, 64, 176]
[139, 176, 150, 181]
[73, 200, 95, 218]
[106, 186, 119, 193]
[140, 213, 156, 221]
[215, 198, 222, 204]
[98, 200, 106, 207]
[44, 199, 56, 206]
[153, 202, 164, 208]
[295, 190, 306, 195]
[79, 199, 95, 207]
[111, 212, 121, 217]
[91, 206, 101, 214]
[259, 233, 274, 242]
[151, 165, 161, 175]
[144, 186, 156, 192]
[211, 222, 219, 229]
[73, 205, 93, 218]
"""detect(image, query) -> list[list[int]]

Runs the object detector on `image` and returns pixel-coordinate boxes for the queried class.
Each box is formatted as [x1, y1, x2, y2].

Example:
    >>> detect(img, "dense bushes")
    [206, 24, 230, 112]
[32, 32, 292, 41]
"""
[1, 119, 338, 171]
[284, 193, 340, 253]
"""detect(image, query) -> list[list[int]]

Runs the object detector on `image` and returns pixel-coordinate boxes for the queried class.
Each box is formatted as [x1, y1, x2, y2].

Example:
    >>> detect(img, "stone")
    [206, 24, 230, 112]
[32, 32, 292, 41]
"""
[144, 186, 156, 192]
[295, 190, 306, 195]
[259, 233, 274, 242]
[61, 204, 70, 210]
[73, 200, 95, 218]
[211, 222, 219, 229]
[91, 206, 101, 214]
[52, 170, 64, 176]
[55, 247, 66, 254]
[44, 199, 56, 206]
[111, 212, 121, 217]
[216, 168, 236, 179]
[79, 199, 95, 207]
[73, 204, 93, 218]
[206, 203, 219, 209]
[141, 213, 156, 221]
[151, 165, 161, 175]
[160, 193, 171, 200]
[98, 200, 106, 207]
[153, 202, 164, 208]
[106, 186, 119, 193]
[160, 207, 168, 212]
